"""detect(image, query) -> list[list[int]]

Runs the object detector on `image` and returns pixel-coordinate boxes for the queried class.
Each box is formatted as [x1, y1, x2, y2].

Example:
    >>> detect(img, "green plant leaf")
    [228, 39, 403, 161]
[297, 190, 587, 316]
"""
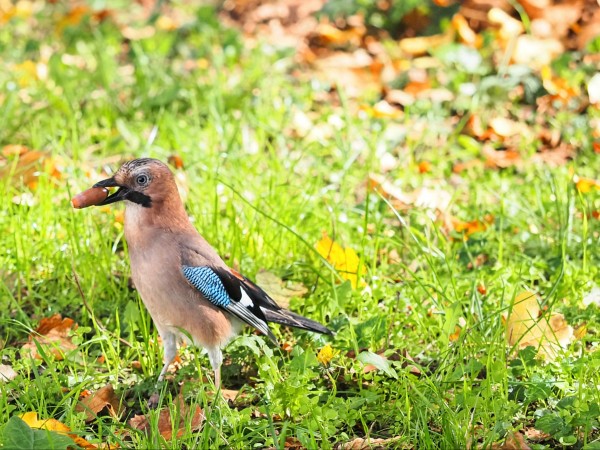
[357, 351, 397, 379]
[1, 416, 73, 450]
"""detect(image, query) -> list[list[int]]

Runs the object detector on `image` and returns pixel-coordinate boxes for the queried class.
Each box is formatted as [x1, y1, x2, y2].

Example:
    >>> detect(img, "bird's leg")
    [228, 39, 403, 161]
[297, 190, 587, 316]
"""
[207, 347, 223, 392]
[148, 330, 178, 409]
[215, 365, 221, 392]
[158, 331, 178, 382]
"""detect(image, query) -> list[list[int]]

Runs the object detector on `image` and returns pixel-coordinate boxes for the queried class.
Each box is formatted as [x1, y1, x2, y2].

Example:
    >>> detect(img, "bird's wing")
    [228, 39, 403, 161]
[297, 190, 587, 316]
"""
[181, 264, 278, 344]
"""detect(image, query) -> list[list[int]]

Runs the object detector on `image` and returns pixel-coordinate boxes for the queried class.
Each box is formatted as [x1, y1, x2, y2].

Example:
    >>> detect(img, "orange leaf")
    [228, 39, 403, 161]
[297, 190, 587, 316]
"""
[418, 161, 431, 173]
[452, 13, 481, 48]
[128, 395, 204, 440]
[449, 325, 461, 342]
[21, 314, 78, 361]
[477, 284, 487, 295]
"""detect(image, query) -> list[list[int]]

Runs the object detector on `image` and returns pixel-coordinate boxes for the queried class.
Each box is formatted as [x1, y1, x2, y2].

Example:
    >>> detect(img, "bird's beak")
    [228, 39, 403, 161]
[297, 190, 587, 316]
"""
[93, 177, 130, 206]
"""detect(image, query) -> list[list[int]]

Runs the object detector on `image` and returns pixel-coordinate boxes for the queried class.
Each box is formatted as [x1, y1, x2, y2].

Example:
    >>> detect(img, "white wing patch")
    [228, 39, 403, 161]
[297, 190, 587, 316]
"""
[239, 288, 253, 308]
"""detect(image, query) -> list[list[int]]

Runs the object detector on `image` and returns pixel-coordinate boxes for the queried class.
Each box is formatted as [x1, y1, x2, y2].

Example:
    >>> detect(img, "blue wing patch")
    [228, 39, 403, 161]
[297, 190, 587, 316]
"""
[182, 266, 231, 307]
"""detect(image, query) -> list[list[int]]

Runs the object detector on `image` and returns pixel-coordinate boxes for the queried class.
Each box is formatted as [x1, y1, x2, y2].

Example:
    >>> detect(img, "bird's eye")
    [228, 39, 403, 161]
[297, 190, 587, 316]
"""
[136, 174, 149, 186]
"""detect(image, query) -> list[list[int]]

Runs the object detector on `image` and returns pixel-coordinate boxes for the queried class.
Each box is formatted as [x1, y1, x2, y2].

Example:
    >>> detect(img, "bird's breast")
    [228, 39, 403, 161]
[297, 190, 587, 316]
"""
[126, 236, 240, 348]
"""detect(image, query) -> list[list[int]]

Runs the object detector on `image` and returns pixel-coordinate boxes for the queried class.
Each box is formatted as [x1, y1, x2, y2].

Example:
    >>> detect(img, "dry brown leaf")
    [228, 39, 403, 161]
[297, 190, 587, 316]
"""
[368, 174, 452, 212]
[0, 147, 64, 190]
[488, 117, 522, 138]
[21, 314, 78, 361]
[360, 100, 403, 119]
[519, 0, 583, 38]
[491, 431, 531, 450]
[452, 214, 494, 237]
[311, 50, 380, 97]
[385, 89, 415, 107]
[75, 384, 122, 422]
[128, 395, 204, 440]
[452, 13, 482, 47]
[505, 291, 574, 360]
[523, 427, 551, 441]
[482, 145, 522, 169]
[488, 7, 525, 40]
[221, 389, 241, 402]
[399, 32, 454, 57]
[254, 270, 308, 309]
[449, 325, 462, 342]
[336, 436, 404, 450]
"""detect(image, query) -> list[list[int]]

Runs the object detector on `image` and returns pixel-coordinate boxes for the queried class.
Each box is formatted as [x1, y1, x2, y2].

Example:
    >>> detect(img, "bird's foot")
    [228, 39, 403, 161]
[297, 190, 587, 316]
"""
[147, 391, 161, 409]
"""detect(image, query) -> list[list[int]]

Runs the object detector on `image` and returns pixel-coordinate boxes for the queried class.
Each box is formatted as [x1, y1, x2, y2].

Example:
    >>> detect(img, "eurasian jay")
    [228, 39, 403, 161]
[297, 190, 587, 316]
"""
[91, 158, 332, 390]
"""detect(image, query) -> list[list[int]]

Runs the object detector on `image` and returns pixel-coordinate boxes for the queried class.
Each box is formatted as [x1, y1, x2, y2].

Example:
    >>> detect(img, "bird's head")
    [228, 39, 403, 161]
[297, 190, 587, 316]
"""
[94, 158, 177, 208]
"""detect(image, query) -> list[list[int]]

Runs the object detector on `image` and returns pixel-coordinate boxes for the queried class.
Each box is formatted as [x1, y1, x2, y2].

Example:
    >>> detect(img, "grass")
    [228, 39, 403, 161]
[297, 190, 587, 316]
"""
[1, 2, 600, 449]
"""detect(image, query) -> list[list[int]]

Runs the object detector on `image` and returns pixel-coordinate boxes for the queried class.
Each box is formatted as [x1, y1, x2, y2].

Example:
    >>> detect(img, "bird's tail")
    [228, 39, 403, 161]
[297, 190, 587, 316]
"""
[261, 308, 333, 335]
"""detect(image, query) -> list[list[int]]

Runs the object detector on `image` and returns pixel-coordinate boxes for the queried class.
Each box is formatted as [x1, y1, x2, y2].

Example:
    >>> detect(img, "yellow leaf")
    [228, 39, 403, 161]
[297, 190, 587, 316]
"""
[20, 412, 70, 433]
[317, 344, 337, 365]
[19, 411, 112, 449]
[315, 232, 362, 288]
[574, 175, 600, 193]
[505, 291, 574, 360]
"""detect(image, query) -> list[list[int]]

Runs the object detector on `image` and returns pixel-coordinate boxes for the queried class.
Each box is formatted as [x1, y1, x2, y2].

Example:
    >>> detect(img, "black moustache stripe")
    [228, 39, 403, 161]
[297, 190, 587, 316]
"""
[126, 191, 152, 207]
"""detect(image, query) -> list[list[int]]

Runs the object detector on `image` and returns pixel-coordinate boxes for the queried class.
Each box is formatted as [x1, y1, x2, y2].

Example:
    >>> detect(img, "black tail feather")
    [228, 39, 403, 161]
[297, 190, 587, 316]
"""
[262, 308, 333, 335]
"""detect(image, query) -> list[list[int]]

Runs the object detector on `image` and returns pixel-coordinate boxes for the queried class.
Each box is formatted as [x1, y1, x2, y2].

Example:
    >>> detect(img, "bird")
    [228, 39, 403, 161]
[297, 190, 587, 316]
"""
[90, 158, 332, 390]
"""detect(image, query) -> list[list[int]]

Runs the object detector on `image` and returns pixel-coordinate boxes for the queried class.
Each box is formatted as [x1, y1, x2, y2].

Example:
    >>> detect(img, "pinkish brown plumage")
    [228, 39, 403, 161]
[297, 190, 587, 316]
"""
[86, 158, 332, 390]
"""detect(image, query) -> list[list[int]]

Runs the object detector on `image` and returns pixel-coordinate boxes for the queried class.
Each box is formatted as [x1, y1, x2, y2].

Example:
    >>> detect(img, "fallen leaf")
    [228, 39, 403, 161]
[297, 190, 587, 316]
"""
[573, 174, 600, 193]
[418, 161, 432, 173]
[587, 73, 600, 105]
[128, 395, 204, 440]
[336, 436, 404, 449]
[0, 147, 64, 190]
[19, 412, 99, 449]
[491, 431, 531, 450]
[21, 314, 78, 361]
[483, 145, 522, 169]
[505, 291, 574, 360]
[75, 384, 122, 422]
[449, 325, 462, 342]
[254, 270, 308, 309]
[452, 13, 481, 47]
[168, 154, 185, 169]
[524, 427, 551, 441]
[0, 364, 18, 382]
[582, 284, 600, 307]
[518, 0, 583, 39]
[452, 214, 494, 237]
[368, 174, 452, 212]
[399, 32, 454, 57]
[513, 35, 563, 69]
[573, 323, 587, 340]
[315, 232, 363, 288]
[360, 100, 403, 119]
[221, 389, 241, 402]
[488, 117, 522, 138]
